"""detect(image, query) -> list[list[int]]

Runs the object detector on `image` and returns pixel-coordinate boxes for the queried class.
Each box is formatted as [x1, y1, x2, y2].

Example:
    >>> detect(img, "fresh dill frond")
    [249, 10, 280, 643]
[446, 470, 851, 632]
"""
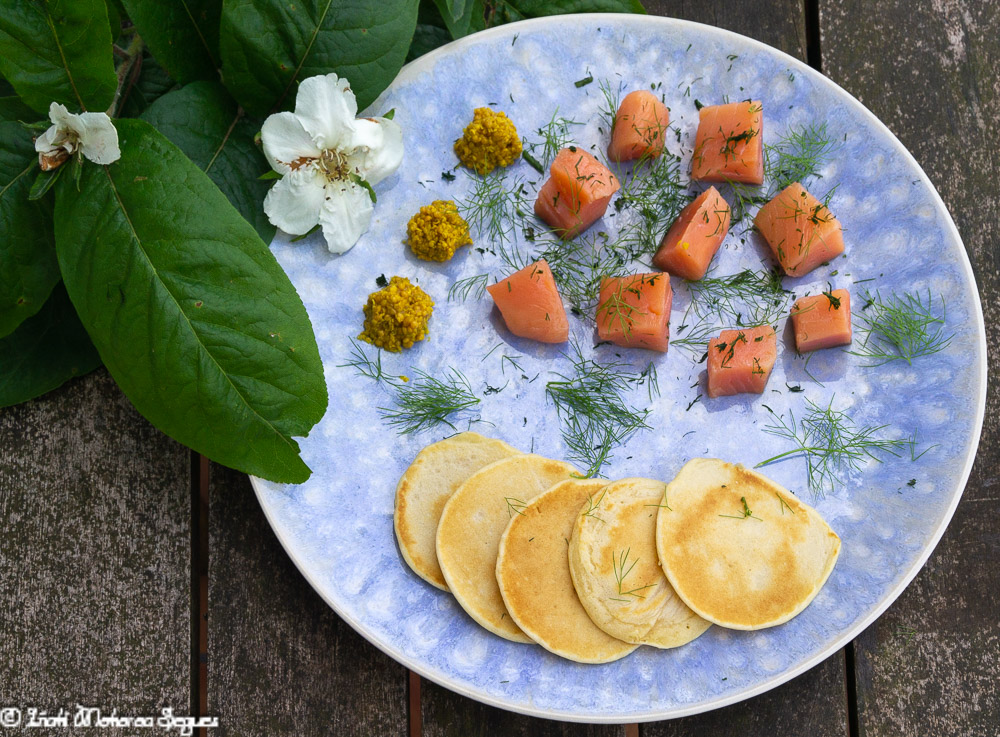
[613, 151, 689, 259]
[847, 289, 953, 366]
[597, 78, 624, 134]
[755, 397, 913, 494]
[457, 169, 532, 253]
[448, 273, 489, 302]
[686, 267, 792, 327]
[612, 547, 655, 599]
[380, 368, 481, 435]
[767, 122, 839, 193]
[534, 231, 631, 315]
[340, 341, 481, 435]
[526, 109, 582, 169]
[582, 489, 607, 522]
[669, 317, 720, 357]
[338, 337, 389, 382]
[545, 343, 653, 477]
[505, 496, 527, 518]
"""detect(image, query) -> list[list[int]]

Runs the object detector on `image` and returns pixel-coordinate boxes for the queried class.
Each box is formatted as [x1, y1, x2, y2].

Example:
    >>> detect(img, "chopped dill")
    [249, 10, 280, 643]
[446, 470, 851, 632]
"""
[756, 397, 916, 494]
[448, 273, 489, 302]
[375, 274, 388, 288]
[574, 74, 594, 88]
[718, 495, 762, 521]
[522, 150, 544, 173]
[545, 343, 653, 477]
[613, 150, 689, 259]
[611, 547, 655, 600]
[847, 289, 953, 366]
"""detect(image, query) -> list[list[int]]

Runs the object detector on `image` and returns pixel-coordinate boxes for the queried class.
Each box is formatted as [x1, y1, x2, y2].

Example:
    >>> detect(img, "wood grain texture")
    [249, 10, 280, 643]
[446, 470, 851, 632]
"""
[0, 370, 191, 718]
[821, 1, 1000, 735]
[421, 678, 624, 737]
[206, 464, 408, 736]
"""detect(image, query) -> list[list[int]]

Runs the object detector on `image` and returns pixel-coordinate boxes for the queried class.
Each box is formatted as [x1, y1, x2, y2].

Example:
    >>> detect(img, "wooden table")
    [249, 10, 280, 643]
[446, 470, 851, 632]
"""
[2, 1, 996, 735]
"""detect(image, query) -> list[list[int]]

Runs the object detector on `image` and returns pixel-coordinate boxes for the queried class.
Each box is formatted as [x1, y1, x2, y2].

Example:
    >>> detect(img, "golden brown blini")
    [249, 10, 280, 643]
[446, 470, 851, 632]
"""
[437, 454, 578, 642]
[569, 477, 711, 647]
[496, 479, 637, 663]
[655, 458, 841, 630]
[394, 432, 521, 590]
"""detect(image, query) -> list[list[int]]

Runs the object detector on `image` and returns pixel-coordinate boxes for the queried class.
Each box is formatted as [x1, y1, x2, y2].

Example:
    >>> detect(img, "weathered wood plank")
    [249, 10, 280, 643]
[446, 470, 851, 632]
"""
[421, 678, 623, 737]
[821, 1, 1000, 735]
[0, 370, 191, 724]
[206, 464, 408, 736]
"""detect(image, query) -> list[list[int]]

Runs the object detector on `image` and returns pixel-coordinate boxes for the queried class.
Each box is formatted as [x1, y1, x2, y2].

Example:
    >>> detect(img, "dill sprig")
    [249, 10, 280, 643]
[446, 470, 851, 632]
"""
[610, 547, 655, 602]
[526, 109, 582, 169]
[755, 397, 913, 494]
[380, 369, 481, 435]
[447, 273, 489, 302]
[533, 231, 632, 315]
[847, 289, 953, 366]
[596, 78, 623, 134]
[728, 123, 839, 223]
[339, 339, 481, 435]
[457, 170, 532, 251]
[613, 151, 689, 259]
[718, 495, 763, 521]
[545, 343, 653, 477]
[687, 267, 792, 327]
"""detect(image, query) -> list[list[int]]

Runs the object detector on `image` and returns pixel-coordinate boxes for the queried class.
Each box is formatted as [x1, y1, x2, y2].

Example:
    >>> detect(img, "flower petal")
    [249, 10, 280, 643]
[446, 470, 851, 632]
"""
[347, 117, 403, 186]
[318, 181, 374, 254]
[293, 73, 358, 152]
[263, 168, 326, 235]
[77, 112, 120, 165]
[261, 111, 322, 175]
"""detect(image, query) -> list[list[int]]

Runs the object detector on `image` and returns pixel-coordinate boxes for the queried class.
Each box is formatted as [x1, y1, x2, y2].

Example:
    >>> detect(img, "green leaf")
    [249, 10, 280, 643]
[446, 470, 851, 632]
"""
[219, 0, 420, 116]
[432, 0, 485, 38]
[0, 112, 60, 338]
[28, 165, 64, 200]
[120, 0, 221, 84]
[498, 0, 646, 17]
[105, 0, 121, 41]
[0, 282, 101, 408]
[117, 50, 180, 118]
[142, 81, 275, 242]
[0, 0, 117, 114]
[54, 119, 328, 483]
[407, 23, 453, 61]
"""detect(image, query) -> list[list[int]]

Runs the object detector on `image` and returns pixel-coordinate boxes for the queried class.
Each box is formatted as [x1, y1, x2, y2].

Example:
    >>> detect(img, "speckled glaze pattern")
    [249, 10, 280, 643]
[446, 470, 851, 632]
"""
[251, 15, 987, 722]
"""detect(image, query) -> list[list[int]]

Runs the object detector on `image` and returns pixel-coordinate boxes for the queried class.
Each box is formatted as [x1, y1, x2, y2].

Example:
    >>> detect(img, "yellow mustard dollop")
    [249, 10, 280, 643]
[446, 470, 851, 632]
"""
[358, 276, 434, 352]
[454, 107, 522, 175]
[406, 200, 473, 262]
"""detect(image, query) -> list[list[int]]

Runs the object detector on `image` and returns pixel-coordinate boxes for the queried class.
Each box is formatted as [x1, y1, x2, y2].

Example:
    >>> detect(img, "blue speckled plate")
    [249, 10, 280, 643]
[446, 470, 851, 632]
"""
[250, 15, 986, 722]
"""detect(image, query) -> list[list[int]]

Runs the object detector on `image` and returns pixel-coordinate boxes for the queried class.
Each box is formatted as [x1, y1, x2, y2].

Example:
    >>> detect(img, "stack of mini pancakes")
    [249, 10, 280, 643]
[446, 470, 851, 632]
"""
[394, 432, 841, 664]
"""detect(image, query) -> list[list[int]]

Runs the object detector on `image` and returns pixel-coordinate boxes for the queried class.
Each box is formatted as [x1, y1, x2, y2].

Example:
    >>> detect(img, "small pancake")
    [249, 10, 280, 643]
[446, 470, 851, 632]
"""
[394, 432, 521, 590]
[496, 479, 637, 663]
[655, 458, 841, 630]
[569, 477, 711, 648]
[436, 454, 579, 642]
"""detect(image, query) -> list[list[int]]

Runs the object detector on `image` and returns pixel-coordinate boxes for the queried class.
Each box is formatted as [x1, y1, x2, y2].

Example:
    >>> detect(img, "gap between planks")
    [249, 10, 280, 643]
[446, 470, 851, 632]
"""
[192, 453, 210, 737]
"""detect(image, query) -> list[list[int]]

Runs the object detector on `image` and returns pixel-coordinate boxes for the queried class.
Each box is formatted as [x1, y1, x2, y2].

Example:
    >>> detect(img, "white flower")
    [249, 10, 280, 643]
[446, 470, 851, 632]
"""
[261, 73, 403, 254]
[35, 102, 120, 171]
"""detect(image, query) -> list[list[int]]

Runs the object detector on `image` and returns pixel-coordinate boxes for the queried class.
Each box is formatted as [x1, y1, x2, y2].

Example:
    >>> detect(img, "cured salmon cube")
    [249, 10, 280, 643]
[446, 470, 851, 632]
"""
[790, 289, 852, 352]
[706, 325, 776, 398]
[596, 273, 673, 352]
[754, 182, 845, 277]
[653, 186, 731, 280]
[534, 146, 620, 240]
[691, 101, 764, 185]
[607, 90, 670, 162]
[486, 259, 569, 344]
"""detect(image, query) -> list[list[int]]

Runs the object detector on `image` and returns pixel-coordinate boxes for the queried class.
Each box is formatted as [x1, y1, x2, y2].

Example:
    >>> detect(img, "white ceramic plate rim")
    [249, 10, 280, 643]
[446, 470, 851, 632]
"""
[250, 13, 988, 723]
